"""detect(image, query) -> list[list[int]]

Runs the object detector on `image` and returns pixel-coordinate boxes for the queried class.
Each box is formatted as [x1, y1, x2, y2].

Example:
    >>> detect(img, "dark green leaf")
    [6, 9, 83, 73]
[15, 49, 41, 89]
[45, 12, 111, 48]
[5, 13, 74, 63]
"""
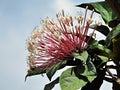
[108, 19, 120, 28]
[89, 40, 113, 59]
[72, 51, 88, 62]
[106, 24, 120, 46]
[90, 42, 112, 55]
[44, 77, 59, 90]
[98, 55, 108, 65]
[60, 68, 87, 90]
[25, 68, 46, 81]
[99, 40, 105, 45]
[90, 24, 110, 36]
[76, 1, 117, 24]
[81, 60, 96, 82]
[46, 60, 67, 80]
[25, 61, 67, 81]
[76, 3, 94, 12]
[95, 45, 111, 54]
[89, 40, 99, 48]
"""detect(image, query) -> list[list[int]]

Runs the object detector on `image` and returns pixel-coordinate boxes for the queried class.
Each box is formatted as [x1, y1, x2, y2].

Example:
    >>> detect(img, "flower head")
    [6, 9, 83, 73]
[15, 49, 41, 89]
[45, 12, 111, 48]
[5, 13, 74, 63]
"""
[27, 9, 95, 70]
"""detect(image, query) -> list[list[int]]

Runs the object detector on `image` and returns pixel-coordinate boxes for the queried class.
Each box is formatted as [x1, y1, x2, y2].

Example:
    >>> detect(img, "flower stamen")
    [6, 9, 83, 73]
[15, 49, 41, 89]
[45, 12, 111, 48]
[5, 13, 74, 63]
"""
[27, 9, 96, 69]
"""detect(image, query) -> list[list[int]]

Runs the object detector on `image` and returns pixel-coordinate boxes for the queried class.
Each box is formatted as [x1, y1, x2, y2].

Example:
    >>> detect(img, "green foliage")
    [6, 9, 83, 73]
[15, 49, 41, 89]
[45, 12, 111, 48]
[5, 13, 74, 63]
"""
[90, 40, 112, 55]
[46, 60, 67, 80]
[81, 60, 97, 82]
[97, 55, 108, 67]
[77, 1, 118, 24]
[72, 51, 88, 62]
[90, 24, 110, 36]
[106, 24, 120, 47]
[59, 60, 97, 90]
[44, 77, 59, 90]
[94, 45, 111, 54]
[25, 68, 46, 80]
[59, 68, 87, 90]
[90, 1, 117, 24]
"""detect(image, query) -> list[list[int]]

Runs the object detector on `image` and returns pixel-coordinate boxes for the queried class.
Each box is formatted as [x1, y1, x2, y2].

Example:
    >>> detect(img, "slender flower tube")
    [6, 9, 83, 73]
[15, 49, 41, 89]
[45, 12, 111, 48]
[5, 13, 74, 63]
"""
[27, 8, 95, 70]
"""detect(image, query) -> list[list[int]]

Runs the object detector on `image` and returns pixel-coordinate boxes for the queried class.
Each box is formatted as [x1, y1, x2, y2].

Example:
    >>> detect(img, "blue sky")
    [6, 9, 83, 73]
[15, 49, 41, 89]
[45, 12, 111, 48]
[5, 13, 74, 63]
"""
[0, 0, 112, 90]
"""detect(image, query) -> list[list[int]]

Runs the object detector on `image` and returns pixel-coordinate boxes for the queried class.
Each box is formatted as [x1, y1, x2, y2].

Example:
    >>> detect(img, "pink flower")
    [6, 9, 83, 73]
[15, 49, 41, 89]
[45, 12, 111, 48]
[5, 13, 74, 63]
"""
[27, 9, 95, 70]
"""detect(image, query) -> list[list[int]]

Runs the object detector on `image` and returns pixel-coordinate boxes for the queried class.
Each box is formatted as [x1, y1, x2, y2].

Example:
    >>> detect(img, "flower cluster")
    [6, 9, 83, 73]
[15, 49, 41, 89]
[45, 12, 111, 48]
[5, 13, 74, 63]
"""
[27, 8, 95, 70]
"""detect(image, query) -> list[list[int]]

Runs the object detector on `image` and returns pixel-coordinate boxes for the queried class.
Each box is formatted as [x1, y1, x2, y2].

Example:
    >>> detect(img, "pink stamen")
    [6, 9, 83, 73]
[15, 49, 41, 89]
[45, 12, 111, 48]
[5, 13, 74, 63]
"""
[27, 9, 96, 69]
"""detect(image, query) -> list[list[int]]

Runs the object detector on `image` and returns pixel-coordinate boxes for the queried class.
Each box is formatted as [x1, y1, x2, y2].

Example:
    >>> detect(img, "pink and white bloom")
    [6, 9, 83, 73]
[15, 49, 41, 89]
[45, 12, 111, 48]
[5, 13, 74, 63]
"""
[27, 9, 95, 70]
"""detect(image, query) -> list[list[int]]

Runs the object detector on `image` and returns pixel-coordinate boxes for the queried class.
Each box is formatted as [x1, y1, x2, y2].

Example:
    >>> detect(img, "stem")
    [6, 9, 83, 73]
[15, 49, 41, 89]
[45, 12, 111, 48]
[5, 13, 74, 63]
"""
[112, 69, 120, 90]
[106, 68, 117, 80]
[106, 66, 120, 90]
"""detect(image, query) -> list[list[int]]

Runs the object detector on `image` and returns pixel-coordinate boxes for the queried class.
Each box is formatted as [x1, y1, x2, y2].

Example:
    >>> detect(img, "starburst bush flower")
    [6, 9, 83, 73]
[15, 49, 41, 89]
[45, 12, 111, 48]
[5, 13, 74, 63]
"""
[26, 8, 101, 90]
[27, 9, 95, 70]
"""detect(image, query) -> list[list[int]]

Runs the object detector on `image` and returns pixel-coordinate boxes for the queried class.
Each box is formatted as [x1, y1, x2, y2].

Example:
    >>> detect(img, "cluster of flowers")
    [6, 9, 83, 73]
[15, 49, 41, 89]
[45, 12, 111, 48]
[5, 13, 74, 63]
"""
[27, 8, 95, 70]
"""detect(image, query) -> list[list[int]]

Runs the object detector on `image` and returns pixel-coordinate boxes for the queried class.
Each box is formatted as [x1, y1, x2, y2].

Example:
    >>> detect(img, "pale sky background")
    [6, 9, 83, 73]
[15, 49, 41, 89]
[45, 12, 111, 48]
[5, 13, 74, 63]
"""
[0, 0, 112, 90]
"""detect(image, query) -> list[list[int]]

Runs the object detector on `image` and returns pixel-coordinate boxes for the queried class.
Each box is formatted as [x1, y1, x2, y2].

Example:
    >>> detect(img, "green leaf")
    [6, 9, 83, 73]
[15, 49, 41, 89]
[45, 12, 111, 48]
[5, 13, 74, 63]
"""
[89, 40, 99, 48]
[108, 19, 120, 28]
[72, 51, 88, 62]
[89, 41, 113, 59]
[25, 60, 67, 81]
[44, 77, 59, 90]
[60, 68, 87, 90]
[106, 24, 120, 46]
[95, 45, 111, 54]
[46, 60, 67, 80]
[90, 24, 110, 36]
[81, 60, 97, 83]
[76, 1, 117, 24]
[90, 42, 112, 55]
[91, 2, 117, 23]
[98, 55, 108, 63]
[25, 68, 46, 81]
[97, 55, 109, 68]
